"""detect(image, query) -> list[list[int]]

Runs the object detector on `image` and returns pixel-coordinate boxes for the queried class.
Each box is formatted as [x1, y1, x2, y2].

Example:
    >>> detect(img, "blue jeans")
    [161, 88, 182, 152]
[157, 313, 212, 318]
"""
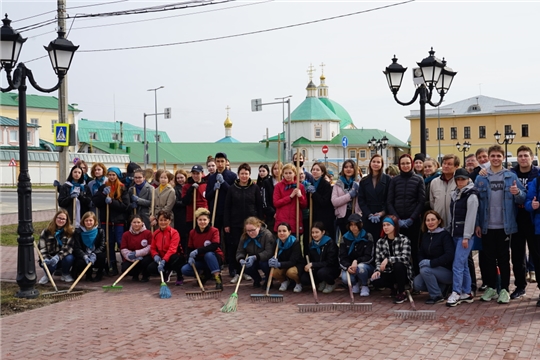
[108, 224, 124, 266]
[41, 254, 74, 276]
[452, 236, 474, 294]
[244, 260, 270, 284]
[181, 252, 221, 276]
[341, 263, 374, 286]
[413, 265, 453, 298]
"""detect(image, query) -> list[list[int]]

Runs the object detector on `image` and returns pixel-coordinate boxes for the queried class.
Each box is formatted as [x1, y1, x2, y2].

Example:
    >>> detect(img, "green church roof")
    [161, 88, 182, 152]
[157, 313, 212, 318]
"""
[0, 116, 39, 127]
[1, 92, 80, 111]
[216, 136, 241, 143]
[319, 98, 354, 128]
[286, 97, 341, 123]
[292, 128, 409, 148]
[78, 119, 171, 143]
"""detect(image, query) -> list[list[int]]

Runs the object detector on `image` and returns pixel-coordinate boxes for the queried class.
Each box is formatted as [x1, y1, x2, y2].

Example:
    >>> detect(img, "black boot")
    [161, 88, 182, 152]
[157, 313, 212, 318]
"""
[215, 274, 223, 291]
[85, 271, 93, 282]
[92, 270, 103, 282]
[110, 264, 119, 276]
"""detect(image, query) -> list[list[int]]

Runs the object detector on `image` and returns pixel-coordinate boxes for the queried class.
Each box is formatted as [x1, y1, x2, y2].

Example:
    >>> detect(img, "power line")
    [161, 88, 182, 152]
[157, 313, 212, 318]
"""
[16, 0, 130, 22]
[79, 0, 415, 53]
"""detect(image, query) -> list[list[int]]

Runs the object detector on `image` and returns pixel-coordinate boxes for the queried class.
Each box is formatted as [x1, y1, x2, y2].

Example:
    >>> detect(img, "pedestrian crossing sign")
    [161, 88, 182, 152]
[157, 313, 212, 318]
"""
[53, 124, 69, 146]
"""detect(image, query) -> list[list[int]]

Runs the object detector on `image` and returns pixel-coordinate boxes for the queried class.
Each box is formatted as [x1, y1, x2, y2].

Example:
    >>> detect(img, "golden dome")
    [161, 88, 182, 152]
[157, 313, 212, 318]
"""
[320, 74, 326, 80]
[224, 116, 233, 128]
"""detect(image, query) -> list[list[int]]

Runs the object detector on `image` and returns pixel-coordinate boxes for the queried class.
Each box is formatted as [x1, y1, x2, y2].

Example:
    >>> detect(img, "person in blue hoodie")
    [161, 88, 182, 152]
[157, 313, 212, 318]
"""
[338, 213, 374, 297]
[524, 173, 540, 307]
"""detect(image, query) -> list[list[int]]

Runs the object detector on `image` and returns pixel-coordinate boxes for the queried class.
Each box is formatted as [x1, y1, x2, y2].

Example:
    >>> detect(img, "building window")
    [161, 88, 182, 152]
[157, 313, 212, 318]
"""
[133, 134, 141, 142]
[451, 127, 457, 140]
[370, 149, 376, 157]
[155, 134, 161, 142]
[504, 125, 512, 134]
[27, 131, 32, 142]
[89, 132, 97, 140]
[112, 133, 119, 140]
[437, 128, 444, 140]
[425, 128, 429, 141]
[314, 126, 322, 138]
[464, 126, 471, 139]
[301, 149, 307, 160]
[360, 150, 366, 158]
[30, 118, 38, 125]
[51, 120, 57, 132]
[349, 150, 356, 159]
[479, 126, 486, 139]
[521, 124, 528, 137]
[9, 130, 18, 142]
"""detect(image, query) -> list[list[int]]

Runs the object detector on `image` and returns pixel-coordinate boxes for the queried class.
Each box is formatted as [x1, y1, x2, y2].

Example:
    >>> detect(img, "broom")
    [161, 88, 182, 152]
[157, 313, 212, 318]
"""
[221, 259, 247, 312]
[103, 260, 140, 291]
[334, 270, 372, 312]
[251, 244, 283, 302]
[185, 263, 222, 300]
[159, 270, 172, 299]
[394, 290, 436, 320]
[297, 255, 334, 312]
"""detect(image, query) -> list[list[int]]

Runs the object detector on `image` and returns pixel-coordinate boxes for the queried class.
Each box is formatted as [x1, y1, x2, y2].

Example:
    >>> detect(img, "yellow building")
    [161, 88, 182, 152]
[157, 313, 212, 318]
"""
[407, 95, 540, 162]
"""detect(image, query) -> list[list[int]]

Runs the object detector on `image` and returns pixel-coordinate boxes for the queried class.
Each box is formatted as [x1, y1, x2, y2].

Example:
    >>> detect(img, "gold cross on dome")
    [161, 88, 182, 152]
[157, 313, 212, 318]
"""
[307, 63, 316, 81]
[225, 105, 230, 116]
[320, 62, 326, 75]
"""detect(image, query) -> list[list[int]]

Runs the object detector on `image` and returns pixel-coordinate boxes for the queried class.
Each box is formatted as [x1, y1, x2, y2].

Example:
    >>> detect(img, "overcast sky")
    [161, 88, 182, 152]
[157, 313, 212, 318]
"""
[3, 0, 539, 144]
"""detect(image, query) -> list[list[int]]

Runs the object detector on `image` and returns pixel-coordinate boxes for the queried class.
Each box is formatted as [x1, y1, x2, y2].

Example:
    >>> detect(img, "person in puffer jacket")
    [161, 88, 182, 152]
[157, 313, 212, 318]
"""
[120, 214, 153, 282]
[273, 163, 307, 235]
[148, 210, 184, 280]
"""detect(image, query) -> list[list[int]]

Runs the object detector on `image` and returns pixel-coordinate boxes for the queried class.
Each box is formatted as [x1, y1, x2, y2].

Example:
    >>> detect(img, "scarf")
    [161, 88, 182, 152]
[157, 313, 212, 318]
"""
[159, 184, 167, 193]
[54, 229, 64, 246]
[243, 233, 262, 249]
[92, 176, 105, 194]
[71, 182, 85, 193]
[278, 235, 296, 256]
[129, 223, 147, 235]
[310, 235, 331, 254]
[339, 176, 353, 190]
[313, 177, 322, 190]
[80, 226, 98, 249]
[284, 182, 297, 191]
[135, 181, 146, 195]
[343, 229, 368, 255]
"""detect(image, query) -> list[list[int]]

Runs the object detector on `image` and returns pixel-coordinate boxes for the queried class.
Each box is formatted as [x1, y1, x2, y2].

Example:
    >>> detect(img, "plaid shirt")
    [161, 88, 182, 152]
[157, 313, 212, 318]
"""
[374, 233, 413, 285]
[38, 229, 74, 261]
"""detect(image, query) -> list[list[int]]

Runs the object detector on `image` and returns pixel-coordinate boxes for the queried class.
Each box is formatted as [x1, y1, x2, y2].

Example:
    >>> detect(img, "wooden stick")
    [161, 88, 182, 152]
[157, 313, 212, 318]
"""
[193, 184, 197, 228]
[106, 204, 110, 268]
[295, 148, 300, 238]
[33, 241, 59, 292]
[150, 187, 155, 232]
[211, 189, 219, 225]
[111, 260, 140, 286]
[68, 262, 92, 292]
[265, 244, 280, 296]
[309, 193, 313, 246]
[132, 187, 137, 215]
[192, 262, 206, 292]
[306, 255, 319, 303]
[277, 133, 282, 179]
[72, 197, 76, 226]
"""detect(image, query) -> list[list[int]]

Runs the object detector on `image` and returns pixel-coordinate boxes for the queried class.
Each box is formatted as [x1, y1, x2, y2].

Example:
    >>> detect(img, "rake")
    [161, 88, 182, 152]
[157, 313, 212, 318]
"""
[333, 271, 372, 312]
[103, 260, 139, 291]
[63, 262, 91, 300]
[185, 263, 222, 300]
[393, 290, 436, 320]
[297, 255, 335, 312]
[221, 262, 246, 313]
[251, 244, 283, 303]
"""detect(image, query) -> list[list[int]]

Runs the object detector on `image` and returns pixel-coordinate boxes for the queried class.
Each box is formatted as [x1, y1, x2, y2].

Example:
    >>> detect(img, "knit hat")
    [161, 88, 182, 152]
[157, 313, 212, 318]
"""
[107, 167, 122, 178]
[413, 153, 426, 163]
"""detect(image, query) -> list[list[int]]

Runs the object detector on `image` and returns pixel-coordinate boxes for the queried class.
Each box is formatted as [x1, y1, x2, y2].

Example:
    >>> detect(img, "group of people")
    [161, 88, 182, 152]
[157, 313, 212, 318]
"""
[37, 146, 540, 308]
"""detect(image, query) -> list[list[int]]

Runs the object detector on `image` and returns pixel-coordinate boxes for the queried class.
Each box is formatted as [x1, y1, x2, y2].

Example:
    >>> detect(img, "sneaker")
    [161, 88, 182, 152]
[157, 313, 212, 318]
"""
[393, 292, 407, 304]
[317, 281, 327, 292]
[61, 274, 74, 283]
[497, 289, 510, 304]
[175, 279, 183, 286]
[360, 286, 370, 297]
[131, 275, 139, 282]
[425, 296, 444, 305]
[140, 276, 149, 283]
[537, 298, 540, 307]
[279, 280, 290, 291]
[446, 291, 461, 307]
[352, 283, 360, 294]
[322, 283, 336, 294]
[479, 284, 487, 292]
[215, 274, 223, 291]
[526, 272, 531, 282]
[459, 293, 474, 304]
[167, 271, 175, 283]
[293, 283, 303, 293]
[480, 287, 498, 302]
[38, 275, 49, 285]
[230, 274, 240, 284]
[530, 271, 537, 283]
[510, 288, 526, 300]
[243, 273, 253, 281]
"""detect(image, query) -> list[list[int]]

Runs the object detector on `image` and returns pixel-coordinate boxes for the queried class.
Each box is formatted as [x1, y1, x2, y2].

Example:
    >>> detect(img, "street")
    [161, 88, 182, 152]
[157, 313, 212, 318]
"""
[0, 190, 56, 215]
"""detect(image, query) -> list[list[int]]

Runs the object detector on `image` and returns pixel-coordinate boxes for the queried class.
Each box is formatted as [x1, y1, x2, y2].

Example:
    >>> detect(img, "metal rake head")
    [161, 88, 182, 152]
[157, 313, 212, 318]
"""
[42, 290, 83, 301]
[185, 291, 222, 300]
[394, 310, 436, 320]
[250, 294, 284, 303]
[297, 303, 335, 312]
[333, 302, 373, 312]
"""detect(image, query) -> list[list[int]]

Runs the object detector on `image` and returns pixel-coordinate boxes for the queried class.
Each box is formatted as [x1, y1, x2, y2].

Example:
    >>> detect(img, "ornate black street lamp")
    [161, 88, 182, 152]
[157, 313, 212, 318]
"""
[1, 14, 78, 298]
[535, 141, 540, 158]
[383, 48, 457, 156]
[367, 135, 389, 155]
[494, 129, 515, 169]
[455, 141, 471, 168]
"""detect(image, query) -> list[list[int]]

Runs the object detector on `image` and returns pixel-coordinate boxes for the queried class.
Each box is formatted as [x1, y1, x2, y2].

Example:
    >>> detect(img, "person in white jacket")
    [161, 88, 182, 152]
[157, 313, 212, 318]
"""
[430, 154, 460, 226]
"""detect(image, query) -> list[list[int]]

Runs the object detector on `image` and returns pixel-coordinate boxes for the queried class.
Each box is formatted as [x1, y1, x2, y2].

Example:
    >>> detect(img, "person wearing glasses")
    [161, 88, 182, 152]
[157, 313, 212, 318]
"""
[128, 168, 154, 229]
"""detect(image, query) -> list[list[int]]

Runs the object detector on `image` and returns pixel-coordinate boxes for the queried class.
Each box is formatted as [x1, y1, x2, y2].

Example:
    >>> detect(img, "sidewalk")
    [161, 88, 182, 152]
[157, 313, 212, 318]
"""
[0, 209, 56, 226]
[1, 244, 539, 359]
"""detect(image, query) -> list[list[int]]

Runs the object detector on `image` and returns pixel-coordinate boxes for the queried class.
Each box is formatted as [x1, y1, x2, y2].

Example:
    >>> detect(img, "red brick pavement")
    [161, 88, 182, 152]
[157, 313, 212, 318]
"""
[1, 244, 539, 359]
[0, 209, 57, 226]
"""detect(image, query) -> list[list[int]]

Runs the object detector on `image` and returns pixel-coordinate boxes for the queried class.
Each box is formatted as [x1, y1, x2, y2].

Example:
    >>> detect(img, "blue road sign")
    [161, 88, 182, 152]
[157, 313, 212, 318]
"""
[341, 136, 348, 148]
[53, 124, 69, 146]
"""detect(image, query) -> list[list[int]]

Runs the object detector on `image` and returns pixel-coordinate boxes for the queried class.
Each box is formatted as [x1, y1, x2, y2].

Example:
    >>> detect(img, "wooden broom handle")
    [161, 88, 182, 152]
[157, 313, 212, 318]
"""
[193, 185, 197, 228]
[211, 189, 219, 225]
[68, 262, 92, 293]
[192, 262, 205, 292]
[295, 148, 300, 237]
[34, 241, 59, 292]
[112, 259, 140, 286]
[132, 187, 137, 215]
[265, 244, 280, 296]
[306, 255, 319, 303]
[234, 256, 248, 293]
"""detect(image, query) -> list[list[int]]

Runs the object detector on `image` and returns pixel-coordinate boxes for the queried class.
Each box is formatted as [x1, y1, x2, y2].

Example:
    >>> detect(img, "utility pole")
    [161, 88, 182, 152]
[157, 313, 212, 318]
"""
[57, 0, 70, 181]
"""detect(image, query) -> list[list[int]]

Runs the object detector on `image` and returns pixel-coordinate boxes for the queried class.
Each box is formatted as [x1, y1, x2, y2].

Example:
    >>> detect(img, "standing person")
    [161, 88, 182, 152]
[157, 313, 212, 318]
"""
[223, 163, 263, 283]
[148, 210, 184, 280]
[524, 175, 540, 307]
[261, 161, 282, 233]
[413, 211, 455, 304]
[508, 145, 540, 299]
[331, 160, 360, 239]
[205, 156, 217, 180]
[87, 162, 107, 214]
[72, 211, 106, 282]
[128, 168, 154, 229]
[293, 152, 314, 184]
[476, 145, 526, 304]
[173, 169, 189, 255]
[385, 165, 400, 178]
[75, 159, 92, 183]
[92, 167, 130, 276]
[413, 153, 426, 177]
[370, 215, 413, 304]
[256, 164, 271, 190]
[423, 158, 441, 212]
[470, 148, 490, 182]
[269, 222, 304, 292]
[123, 162, 141, 188]
[358, 155, 391, 241]
[300, 222, 340, 293]
[37, 209, 75, 284]
[182, 165, 208, 232]
[339, 214, 374, 296]
[120, 214, 153, 282]
[150, 170, 176, 225]
[58, 165, 90, 227]
[181, 208, 224, 289]
[447, 168, 479, 306]
[306, 162, 335, 240]
[465, 154, 479, 174]
[430, 154, 459, 227]
[236, 217, 275, 288]
[273, 163, 307, 236]
[387, 154, 425, 274]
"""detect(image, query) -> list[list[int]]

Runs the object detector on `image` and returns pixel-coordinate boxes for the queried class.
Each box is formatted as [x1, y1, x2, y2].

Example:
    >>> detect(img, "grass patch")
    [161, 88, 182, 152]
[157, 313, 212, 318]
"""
[0, 221, 49, 246]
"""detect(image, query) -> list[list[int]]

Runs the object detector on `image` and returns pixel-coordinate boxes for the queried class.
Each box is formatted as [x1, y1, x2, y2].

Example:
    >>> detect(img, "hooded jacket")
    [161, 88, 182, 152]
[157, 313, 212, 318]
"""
[236, 225, 275, 262]
[338, 230, 374, 270]
[418, 227, 455, 270]
[120, 227, 152, 259]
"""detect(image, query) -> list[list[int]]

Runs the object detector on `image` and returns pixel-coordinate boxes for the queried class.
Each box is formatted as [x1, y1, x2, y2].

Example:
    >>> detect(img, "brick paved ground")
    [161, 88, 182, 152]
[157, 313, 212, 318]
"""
[0, 209, 56, 226]
[1, 244, 539, 359]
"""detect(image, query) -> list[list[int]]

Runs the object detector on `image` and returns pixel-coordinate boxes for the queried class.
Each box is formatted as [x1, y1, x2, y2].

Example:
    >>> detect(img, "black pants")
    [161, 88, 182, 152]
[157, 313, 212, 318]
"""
[399, 220, 421, 276]
[147, 254, 183, 277]
[336, 209, 352, 240]
[468, 252, 477, 292]
[227, 227, 242, 276]
[372, 261, 410, 293]
[511, 222, 540, 289]
[481, 229, 511, 291]
[73, 252, 106, 278]
[300, 266, 340, 286]
[121, 255, 153, 278]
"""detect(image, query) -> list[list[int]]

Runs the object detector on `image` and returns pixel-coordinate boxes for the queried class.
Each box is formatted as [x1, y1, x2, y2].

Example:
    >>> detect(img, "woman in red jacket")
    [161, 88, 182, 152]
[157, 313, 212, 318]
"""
[273, 163, 307, 236]
[148, 210, 184, 280]
[120, 214, 153, 282]
[181, 208, 224, 290]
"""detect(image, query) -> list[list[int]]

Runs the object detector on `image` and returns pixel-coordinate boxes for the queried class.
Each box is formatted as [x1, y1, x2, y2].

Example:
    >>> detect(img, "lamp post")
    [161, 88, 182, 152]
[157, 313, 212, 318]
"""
[383, 48, 457, 156]
[0, 14, 78, 298]
[535, 141, 540, 158]
[455, 141, 471, 168]
[367, 136, 389, 155]
[494, 129, 515, 168]
[147, 86, 164, 166]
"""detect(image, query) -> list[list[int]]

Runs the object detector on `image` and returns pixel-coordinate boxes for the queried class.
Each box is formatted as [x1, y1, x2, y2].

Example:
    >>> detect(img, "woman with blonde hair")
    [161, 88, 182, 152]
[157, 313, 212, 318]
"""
[262, 161, 282, 232]
[273, 163, 307, 235]
[73, 211, 106, 282]
[150, 170, 176, 226]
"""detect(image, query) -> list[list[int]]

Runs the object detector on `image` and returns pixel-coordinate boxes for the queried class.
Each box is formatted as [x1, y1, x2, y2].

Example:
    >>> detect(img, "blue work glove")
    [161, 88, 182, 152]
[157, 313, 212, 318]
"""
[188, 257, 195, 266]
[128, 251, 137, 260]
[214, 181, 221, 190]
[398, 219, 408, 229]
[216, 173, 224, 184]
[245, 255, 256, 268]
[239, 258, 246, 266]
[348, 188, 358, 199]
[70, 192, 78, 199]
[47, 255, 59, 267]
[130, 202, 137, 209]
[103, 186, 111, 195]
[403, 218, 413, 228]
[89, 253, 96, 264]
[53, 180, 61, 188]
[419, 259, 430, 268]
[189, 250, 198, 259]
[70, 187, 80, 196]
[192, 183, 199, 189]
[105, 197, 112, 204]
[136, 257, 143, 261]
[369, 214, 380, 224]
[157, 260, 166, 273]
[306, 185, 316, 194]
[84, 255, 91, 264]
[131, 194, 139, 203]
[268, 257, 281, 268]
[154, 255, 161, 263]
